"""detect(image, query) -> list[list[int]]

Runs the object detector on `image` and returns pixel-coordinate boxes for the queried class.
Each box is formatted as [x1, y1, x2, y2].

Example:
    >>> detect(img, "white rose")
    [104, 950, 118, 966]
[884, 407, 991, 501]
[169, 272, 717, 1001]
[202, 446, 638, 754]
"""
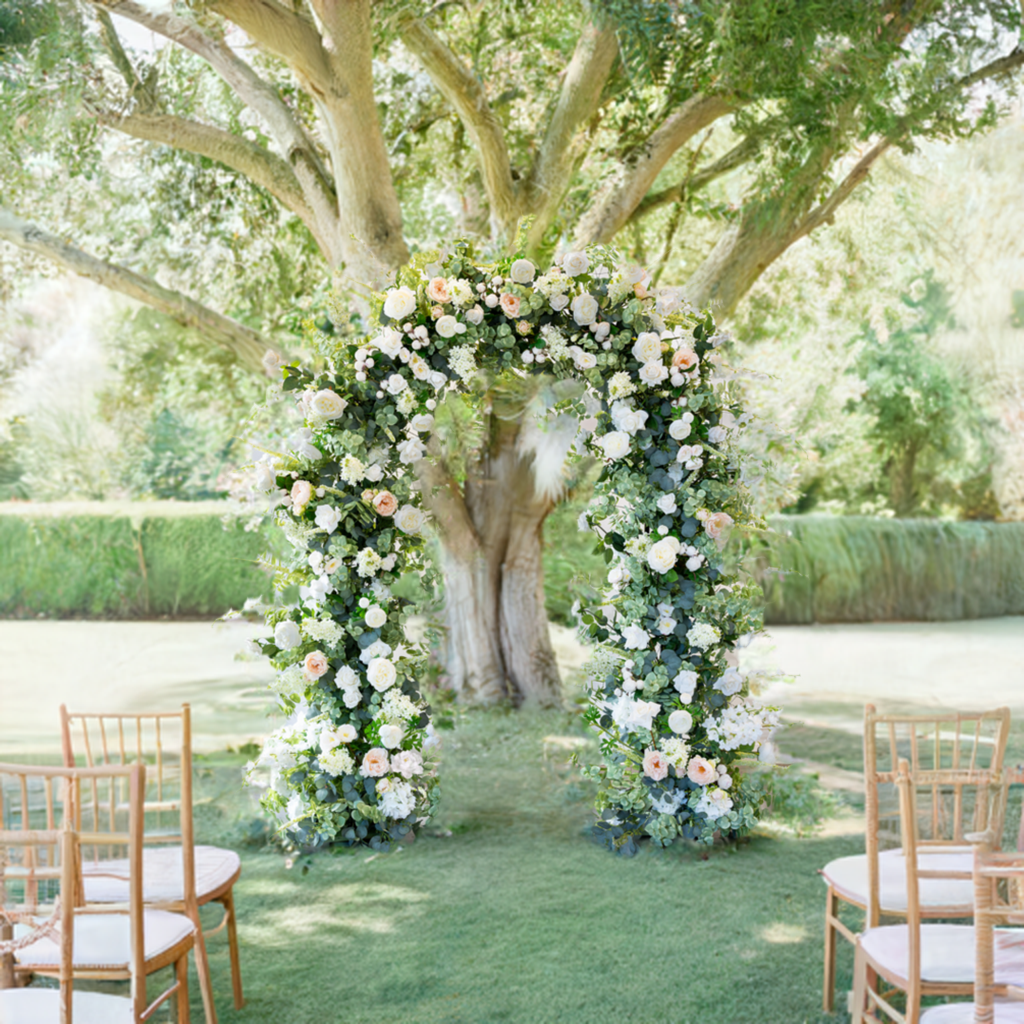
[574, 351, 598, 370]
[550, 294, 570, 312]
[310, 389, 347, 420]
[632, 332, 662, 363]
[673, 669, 699, 701]
[365, 606, 387, 629]
[394, 504, 426, 535]
[510, 258, 536, 284]
[708, 425, 728, 444]
[274, 620, 301, 650]
[657, 494, 677, 514]
[466, 305, 484, 324]
[715, 668, 744, 696]
[595, 431, 630, 460]
[335, 665, 359, 689]
[435, 315, 460, 338]
[409, 413, 435, 433]
[373, 328, 403, 358]
[610, 402, 648, 436]
[621, 624, 651, 650]
[314, 504, 342, 534]
[409, 353, 431, 380]
[378, 723, 405, 749]
[562, 250, 590, 276]
[336, 724, 358, 743]
[429, 371, 448, 390]
[638, 361, 669, 386]
[366, 657, 398, 691]
[397, 437, 425, 465]
[669, 418, 693, 441]
[383, 286, 417, 320]
[669, 709, 694, 735]
[647, 537, 680, 574]
[364, 464, 384, 483]
[571, 292, 599, 326]
[383, 373, 408, 395]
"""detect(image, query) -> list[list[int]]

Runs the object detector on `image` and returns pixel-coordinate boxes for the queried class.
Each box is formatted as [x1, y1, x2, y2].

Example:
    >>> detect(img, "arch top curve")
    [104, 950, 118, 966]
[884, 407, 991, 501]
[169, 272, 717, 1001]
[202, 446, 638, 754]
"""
[249, 241, 774, 853]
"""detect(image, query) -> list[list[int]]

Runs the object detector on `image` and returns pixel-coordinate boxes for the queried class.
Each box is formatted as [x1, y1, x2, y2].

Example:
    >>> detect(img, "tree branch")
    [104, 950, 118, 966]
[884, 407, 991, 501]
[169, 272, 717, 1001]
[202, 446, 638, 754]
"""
[522, 18, 619, 248]
[574, 93, 735, 246]
[0, 206, 274, 372]
[398, 14, 518, 232]
[91, 1, 339, 254]
[628, 131, 762, 223]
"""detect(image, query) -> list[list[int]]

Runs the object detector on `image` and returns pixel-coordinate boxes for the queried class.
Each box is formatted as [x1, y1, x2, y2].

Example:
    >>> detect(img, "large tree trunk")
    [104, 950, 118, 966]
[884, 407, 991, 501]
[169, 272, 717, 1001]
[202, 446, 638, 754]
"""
[427, 419, 561, 705]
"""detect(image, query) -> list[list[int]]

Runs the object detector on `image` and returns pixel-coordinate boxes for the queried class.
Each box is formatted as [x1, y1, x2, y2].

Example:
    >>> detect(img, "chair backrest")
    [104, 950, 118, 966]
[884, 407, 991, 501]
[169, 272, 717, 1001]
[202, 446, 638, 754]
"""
[0, 761, 147, 1022]
[865, 704, 1011, 927]
[971, 836, 1024, 1021]
[59, 705, 197, 914]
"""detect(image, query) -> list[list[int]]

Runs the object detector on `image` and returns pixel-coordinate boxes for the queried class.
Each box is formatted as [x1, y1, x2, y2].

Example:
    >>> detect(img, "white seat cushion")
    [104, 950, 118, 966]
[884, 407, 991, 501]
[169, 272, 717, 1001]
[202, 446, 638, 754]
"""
[82, 844, 241, 904]
[15, 909, 194, 969]
[922, 1001, 1024, 1023]
[861, 923, 1024, 985]
[822, 849, 975, 912]
[0, 988, 133, 1024]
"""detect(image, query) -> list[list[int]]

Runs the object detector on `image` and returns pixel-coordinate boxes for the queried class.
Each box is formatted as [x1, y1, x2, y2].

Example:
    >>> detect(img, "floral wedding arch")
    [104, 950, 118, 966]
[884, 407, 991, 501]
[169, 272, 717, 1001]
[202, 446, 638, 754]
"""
[247, 241, 775, 853]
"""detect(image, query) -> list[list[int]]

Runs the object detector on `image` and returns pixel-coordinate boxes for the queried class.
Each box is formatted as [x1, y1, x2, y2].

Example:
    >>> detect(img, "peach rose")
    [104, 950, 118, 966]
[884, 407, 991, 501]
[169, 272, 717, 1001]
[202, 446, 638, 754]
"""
[291, 479, 313, 508]
[672, 347, 698, 370]
[687, 755, 717, 786]
[642, 749, 670, 781]
[427, 277, 450, 304]
[704, 511, 734, 548]
[303, 650, 329, 680]
[634, 281, 649, 299]
[499, 293, 521, 318]
[372, 491, 398, 516]
[360, 747, 390, 778]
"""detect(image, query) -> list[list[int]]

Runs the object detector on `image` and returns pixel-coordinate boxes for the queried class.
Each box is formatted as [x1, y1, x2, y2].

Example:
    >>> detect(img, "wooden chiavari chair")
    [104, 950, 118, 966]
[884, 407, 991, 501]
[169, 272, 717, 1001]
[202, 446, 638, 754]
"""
[822, 705, 1011, 1011]
[0, 762, 193, 1022]
[59, 704, 244, 1024]
[851, 758, 1022, 1024]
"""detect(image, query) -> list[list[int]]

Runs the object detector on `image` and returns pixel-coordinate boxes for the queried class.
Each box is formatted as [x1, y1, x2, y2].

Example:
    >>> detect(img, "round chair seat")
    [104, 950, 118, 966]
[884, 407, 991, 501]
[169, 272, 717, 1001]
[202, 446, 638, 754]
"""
[921, 1001, 1024, 1023]
[82, 844, 241, 903]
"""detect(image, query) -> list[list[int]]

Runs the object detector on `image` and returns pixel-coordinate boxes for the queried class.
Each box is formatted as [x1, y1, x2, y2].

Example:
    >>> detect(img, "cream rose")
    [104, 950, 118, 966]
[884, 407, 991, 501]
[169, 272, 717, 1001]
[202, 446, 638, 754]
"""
[291, 479, 313, 509]
[365, 606, 387, 629]
[704, 511, 734, 547]
[373, 328, 403, 358]
[310, 389, 347, 420]
[383, 286, 417, 320]
[360, 748, 390, 778]
[409, 413, 434, 433]
[394, 504, 426, 535]
[632, 332, 662, 363]
[638, 360, 669, 386]
[372, 491, 398, 516]
[499, 293, 521, 318]
[392, 749, 424, 779]
[366, 657, 397, 691]
[594, 431, 630, 460]
[383, 373, 408, 395]
[642, 749, 670, 782]
[562, 250, 589, 276]
[668, 417, 692, 441]
[434, 315, 458, 338]
[550, 294, 570, 312]
[303, 650, 329, 679]
[668, 710, 693, 735]
[426, 277, 450, 304]
[687, 755, 717, 786]
[510, 258, 536, 284]
[378, 723, 405, 749]
[647, 536, 680, 574]
[571, 292, 599, 326]
[336, 724, 358, 743]
[574, 350, 598, 370]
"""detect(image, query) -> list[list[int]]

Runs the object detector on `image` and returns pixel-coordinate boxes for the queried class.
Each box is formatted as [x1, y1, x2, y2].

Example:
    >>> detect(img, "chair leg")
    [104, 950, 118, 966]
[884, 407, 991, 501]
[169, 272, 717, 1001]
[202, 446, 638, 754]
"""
[222, 887, 245, 1009]
[823, 887, 839, 1013]
[175, 953, 191, 1024]
[191, 911, 218, 1024]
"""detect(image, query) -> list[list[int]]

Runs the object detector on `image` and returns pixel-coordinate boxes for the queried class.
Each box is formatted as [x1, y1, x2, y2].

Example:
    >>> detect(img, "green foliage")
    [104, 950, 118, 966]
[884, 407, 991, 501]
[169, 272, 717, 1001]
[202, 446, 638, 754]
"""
[0, 507, 273, 617]
[745, 765, 839, 837]
[752, 514, 1024, 623]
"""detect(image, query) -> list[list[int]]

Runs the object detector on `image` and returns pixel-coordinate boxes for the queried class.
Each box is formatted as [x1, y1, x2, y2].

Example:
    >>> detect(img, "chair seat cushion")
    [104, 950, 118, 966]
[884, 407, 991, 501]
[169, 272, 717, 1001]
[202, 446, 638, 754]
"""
[0, 988, 134, 1024]
[921, 1001, 1024, 1023]
[822, 849, 974, 912]
[15, 909, 194, 969]
[82, 844, 241, 904]
[861, 923, 1024, 986]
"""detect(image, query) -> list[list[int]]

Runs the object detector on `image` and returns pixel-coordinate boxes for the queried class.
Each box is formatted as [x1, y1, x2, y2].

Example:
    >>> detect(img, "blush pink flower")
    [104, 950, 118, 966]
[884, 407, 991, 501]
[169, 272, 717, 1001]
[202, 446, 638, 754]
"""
[672, 347, 698, 370]
[372, 490, 398, 516]
[704, 511, 734, 548]
[499, 293, 521, 318]
[426, 277, 450, 304]
[291, 479, 313, 508]
[642, 749, 670, 781]
[687, 755, 717, 786]
[303, 650, 329, 680]
[360, 748, 390, 778]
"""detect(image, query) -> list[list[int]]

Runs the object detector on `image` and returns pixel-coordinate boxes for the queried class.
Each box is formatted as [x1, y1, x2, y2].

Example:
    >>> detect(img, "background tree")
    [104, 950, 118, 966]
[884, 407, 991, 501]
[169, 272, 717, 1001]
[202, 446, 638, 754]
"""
[1, 0, 1022, 701]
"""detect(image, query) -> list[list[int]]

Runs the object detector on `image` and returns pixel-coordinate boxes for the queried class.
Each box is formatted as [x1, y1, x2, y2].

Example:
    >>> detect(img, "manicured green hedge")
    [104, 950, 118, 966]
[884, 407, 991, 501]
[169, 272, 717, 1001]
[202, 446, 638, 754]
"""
[755, 515, 1024, 623]
[0, 503, 272, 618]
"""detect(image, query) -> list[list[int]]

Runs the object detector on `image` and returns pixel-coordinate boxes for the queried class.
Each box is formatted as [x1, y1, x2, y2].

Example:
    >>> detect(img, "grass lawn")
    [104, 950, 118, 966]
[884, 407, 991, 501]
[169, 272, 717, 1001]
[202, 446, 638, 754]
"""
[189, 707, 859, 1024]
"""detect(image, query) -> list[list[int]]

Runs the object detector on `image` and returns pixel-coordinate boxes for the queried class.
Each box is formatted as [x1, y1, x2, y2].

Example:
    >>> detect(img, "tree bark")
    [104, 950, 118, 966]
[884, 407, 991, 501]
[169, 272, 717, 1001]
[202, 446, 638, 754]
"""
[0, 206, 274, 371]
